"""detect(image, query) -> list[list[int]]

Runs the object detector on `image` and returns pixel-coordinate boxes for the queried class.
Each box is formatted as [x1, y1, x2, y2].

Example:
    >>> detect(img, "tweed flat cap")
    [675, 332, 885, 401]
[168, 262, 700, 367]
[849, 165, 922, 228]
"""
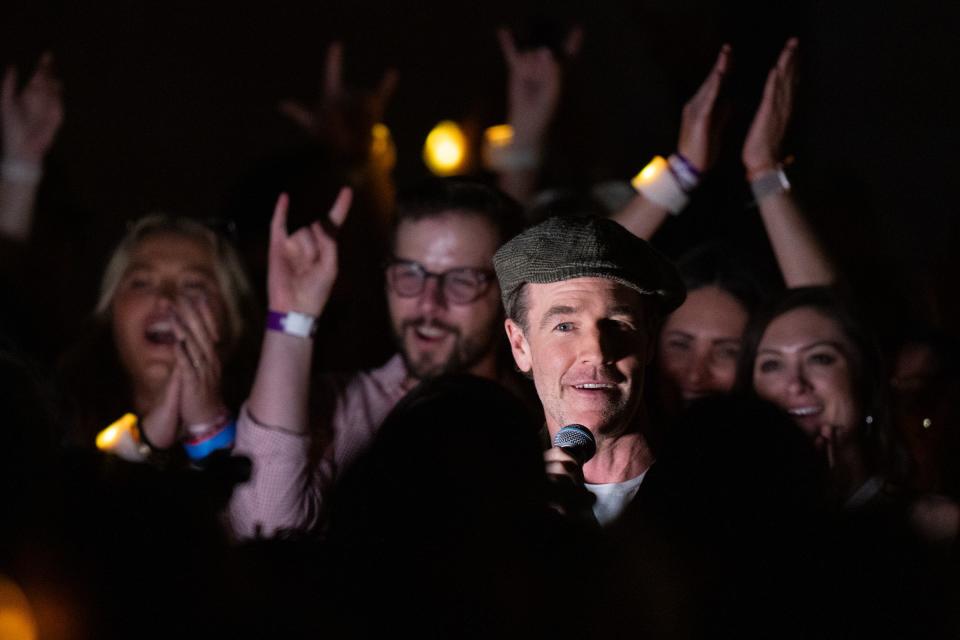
[493, 216, 686, 313]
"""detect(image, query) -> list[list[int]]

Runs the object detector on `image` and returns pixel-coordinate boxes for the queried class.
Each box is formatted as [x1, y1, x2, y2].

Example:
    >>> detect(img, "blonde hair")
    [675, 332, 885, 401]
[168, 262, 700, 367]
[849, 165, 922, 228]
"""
[95, 215, 254, 349]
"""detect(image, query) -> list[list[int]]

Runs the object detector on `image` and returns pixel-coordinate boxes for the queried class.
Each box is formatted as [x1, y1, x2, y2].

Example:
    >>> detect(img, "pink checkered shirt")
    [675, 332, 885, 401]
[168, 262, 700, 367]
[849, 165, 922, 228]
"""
[228, 354, 410, 539]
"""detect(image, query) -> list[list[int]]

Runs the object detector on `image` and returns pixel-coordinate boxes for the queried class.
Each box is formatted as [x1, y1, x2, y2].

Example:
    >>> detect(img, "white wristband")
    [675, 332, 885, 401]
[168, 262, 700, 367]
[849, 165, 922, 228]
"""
[750, 167, 791, 202]
[631, 156, 689, 214]
[1, 157, 43, 185]
[266, 310, 318, 338]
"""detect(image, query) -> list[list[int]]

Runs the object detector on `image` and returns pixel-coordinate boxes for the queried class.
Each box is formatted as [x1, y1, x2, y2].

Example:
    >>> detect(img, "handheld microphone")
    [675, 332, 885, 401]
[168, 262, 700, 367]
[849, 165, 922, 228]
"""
[553, 424, 597, 465]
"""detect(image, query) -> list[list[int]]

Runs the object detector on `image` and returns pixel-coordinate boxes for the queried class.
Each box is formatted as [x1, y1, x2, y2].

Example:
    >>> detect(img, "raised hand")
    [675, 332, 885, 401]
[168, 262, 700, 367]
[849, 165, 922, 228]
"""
[1, 52, 64, 164]
[267, 188, 352, 316]
[139, 363, 183, 450]
[279, 41, 397, 159]
[497, 27, 580, 146]
[742, 38, 798, 176]
[677, 44, 731, 172]
[817, 423, 838, 470]
[172, 296, 227, 429]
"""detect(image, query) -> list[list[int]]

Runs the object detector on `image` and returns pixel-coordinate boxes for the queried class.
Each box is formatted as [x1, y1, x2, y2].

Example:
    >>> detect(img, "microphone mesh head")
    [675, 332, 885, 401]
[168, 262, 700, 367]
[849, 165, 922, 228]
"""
[553, 424, 597, 464]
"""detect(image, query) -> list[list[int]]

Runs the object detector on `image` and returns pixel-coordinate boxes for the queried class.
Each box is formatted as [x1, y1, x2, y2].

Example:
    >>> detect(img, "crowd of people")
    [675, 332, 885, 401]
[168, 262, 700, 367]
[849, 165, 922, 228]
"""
[2, 20, 959, 639]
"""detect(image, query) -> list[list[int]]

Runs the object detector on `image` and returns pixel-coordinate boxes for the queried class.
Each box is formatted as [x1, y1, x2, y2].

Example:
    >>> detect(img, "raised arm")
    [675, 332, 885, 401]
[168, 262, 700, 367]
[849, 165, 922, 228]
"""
[0, 52, 63, 243]
[491, 27, 580, 206]
[248, 188, 352, 430]
[742, 38, 835, 286]
[612, 45, 730, 238]
[229, 189, 351, 538]
[279, 41, 396, 216]
[279, 41, 397, 165]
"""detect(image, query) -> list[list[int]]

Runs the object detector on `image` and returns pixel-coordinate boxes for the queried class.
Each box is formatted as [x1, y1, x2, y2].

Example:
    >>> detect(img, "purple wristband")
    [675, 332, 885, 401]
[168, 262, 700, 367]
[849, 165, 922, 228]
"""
[266, 310, 318, 338]
[672, 153, 702, 179]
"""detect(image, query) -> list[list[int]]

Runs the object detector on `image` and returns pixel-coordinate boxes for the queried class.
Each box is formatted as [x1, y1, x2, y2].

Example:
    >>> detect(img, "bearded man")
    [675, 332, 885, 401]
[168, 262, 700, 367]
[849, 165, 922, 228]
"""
[229, 180, 521, 537]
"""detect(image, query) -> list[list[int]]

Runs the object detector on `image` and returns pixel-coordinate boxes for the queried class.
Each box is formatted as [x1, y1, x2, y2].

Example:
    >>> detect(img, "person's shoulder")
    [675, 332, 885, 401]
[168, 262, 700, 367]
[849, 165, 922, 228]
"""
[350, 353, 407, 388]
[318, 353, 408, 408]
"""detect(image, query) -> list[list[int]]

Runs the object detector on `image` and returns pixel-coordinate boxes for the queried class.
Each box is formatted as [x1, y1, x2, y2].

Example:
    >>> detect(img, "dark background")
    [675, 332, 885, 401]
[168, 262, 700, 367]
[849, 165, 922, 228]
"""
[3, 0, 958, 352]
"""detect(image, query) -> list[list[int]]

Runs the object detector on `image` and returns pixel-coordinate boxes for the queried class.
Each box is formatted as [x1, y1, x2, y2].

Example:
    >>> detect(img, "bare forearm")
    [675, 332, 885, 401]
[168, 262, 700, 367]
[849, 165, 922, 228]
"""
[757, 190, 835, 286]
[0, 176, 39, 243]
[491, 125, 544, 209]
[610, 193, 670, 240]
[247, 330, 315, 432]
[497, 168, 539, 209]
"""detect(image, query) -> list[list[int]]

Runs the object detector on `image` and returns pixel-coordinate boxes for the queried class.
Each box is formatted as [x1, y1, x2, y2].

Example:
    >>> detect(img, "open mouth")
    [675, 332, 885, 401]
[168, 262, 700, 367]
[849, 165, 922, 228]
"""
[681, 389, 709, 401]
[407, 319, 458, 346]
[145, 320, 177, 346]
[787, 405, 822, 417]
[414, 325, 449, 341]
[568, 381, 622, 400]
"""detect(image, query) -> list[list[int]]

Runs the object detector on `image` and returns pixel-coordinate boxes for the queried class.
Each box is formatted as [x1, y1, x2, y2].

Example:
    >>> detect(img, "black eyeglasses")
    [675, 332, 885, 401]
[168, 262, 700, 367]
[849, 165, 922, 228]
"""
[385, 258, 495, 304]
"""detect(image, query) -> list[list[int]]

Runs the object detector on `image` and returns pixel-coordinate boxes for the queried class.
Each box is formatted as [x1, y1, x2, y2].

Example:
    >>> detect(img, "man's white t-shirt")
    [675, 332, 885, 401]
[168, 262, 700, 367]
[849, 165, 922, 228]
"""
[585, 471, 647, 526]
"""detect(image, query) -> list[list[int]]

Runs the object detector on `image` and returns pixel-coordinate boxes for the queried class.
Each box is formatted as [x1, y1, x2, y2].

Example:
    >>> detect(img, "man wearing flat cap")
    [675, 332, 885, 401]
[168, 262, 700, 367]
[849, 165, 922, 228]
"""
[495, 215, 685, 525]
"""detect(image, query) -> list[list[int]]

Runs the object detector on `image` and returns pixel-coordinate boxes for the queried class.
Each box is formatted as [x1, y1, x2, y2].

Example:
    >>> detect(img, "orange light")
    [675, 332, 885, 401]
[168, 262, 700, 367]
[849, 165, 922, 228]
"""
[370, 123, 396, 170]
[0, 575, 38, 640]
[95, 413, 142, 461]
[631, 155, 668, 190]
[484, 124, 514, 147]
[423, 121, 468, 176]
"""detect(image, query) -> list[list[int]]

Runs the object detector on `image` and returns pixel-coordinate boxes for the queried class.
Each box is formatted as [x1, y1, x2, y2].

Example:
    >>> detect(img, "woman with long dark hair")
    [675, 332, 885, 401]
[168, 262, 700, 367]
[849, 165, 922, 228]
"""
[735, 287, 903, 505]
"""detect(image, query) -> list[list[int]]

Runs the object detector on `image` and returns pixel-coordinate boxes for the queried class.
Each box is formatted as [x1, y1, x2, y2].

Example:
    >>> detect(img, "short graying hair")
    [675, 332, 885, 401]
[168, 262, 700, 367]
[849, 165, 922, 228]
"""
[504, 283, 530, 332]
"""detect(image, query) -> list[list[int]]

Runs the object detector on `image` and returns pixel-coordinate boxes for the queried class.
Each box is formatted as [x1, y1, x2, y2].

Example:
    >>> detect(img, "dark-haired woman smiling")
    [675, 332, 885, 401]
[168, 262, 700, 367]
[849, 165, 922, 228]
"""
[737, 287, 959, 542]
[737, 288, 893, 504]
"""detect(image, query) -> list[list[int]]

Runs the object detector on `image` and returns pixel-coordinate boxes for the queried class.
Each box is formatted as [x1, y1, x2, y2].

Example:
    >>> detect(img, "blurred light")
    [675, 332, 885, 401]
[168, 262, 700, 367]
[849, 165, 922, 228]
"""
[631, 155, 668, 191]
[96, 413, 136, 451]
[0, 575, 38, 640]
[95, 413, 145, 461]
[95, 424, 120, 450]
[423, 121, 468, 176]
[370, 123, 396, 170]
[923, 418, 932, 429]
[484, 124, 514, 147]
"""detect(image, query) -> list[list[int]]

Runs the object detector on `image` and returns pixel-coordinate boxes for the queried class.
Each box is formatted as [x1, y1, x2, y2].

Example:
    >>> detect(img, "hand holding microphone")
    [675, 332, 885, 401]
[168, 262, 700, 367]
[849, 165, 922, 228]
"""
[553, 424, 596, 463]
[544, 423, 596, 480]
[544, 424, 597, 516]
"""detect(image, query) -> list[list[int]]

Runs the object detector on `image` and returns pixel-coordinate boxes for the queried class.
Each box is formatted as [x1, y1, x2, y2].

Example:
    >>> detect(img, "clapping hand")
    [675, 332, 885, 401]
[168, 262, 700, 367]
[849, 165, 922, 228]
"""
[140, 296, 227, 448]
[742, 38, 798, 176]
[676, 44, 731, 172]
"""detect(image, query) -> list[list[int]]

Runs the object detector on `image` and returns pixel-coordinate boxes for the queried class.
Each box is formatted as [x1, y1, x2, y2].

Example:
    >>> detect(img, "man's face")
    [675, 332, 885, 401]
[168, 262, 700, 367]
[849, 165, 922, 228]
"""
[387, 213, 502, 380]
[505, 277, 652, 438]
